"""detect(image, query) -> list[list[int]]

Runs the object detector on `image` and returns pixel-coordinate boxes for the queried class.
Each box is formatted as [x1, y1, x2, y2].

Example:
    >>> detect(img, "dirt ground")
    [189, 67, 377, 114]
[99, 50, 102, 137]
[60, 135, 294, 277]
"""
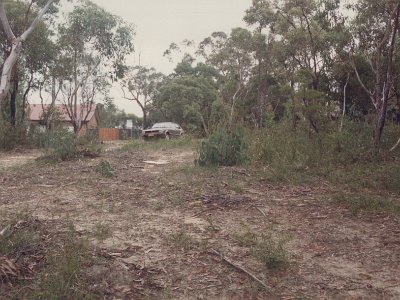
[0, 143, 399, 299]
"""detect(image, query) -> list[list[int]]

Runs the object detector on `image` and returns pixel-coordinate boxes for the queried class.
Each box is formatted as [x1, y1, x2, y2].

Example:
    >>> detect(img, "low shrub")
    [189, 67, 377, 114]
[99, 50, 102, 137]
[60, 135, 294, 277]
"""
[35, 128, 101, 161]
[234, 230, 290, 271]
[0, 121, 29, 151]
[196, 126, 248, 166]
[96, 160, 114, 178]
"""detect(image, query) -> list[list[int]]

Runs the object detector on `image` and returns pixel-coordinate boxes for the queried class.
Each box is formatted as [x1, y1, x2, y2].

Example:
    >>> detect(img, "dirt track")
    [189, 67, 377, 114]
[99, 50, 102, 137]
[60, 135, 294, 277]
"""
[0, 144, 399, 299]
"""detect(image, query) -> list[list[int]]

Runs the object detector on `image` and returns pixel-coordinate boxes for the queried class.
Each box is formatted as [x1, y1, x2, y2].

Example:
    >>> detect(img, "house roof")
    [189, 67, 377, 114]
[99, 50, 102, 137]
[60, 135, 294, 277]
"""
[29, 104, 97, 123]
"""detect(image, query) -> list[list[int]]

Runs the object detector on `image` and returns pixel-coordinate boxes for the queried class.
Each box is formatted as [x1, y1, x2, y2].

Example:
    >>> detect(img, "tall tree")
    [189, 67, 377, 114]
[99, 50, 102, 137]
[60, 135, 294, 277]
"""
[198, 28, 254, 126]
[351, 0, 400, 149]
[121, 66, 164, 129]
[154, 60, 219, 134]
[0, 0, 58, 105]
[55, 1, 134, 133]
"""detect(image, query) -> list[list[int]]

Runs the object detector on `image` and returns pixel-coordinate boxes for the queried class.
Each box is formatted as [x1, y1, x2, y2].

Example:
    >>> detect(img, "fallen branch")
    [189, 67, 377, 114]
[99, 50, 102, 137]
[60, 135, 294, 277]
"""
[255, 206, 267, 217]
[210, 248, 269, 290]
[390, 137, 400, 152]
[0, 224, 10, 236]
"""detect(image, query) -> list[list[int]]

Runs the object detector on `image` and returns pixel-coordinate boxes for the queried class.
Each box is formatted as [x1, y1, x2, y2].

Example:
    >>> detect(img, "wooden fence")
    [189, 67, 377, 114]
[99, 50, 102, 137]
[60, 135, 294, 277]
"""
[99, 128, 120, 141]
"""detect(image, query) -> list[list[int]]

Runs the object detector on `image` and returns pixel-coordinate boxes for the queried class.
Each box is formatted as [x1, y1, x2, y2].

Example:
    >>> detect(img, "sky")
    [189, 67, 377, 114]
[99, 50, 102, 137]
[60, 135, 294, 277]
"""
[86, 0, 252, 115]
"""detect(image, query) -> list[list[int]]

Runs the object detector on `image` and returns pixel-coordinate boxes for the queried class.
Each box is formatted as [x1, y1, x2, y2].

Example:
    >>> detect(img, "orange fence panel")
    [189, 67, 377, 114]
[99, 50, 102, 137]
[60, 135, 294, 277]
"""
[99, 128, 120, 141]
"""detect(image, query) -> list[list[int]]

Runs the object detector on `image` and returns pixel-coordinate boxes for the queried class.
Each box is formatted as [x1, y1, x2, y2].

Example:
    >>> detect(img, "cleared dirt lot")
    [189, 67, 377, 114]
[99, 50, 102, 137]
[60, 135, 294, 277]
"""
[0, 143, 399, 299]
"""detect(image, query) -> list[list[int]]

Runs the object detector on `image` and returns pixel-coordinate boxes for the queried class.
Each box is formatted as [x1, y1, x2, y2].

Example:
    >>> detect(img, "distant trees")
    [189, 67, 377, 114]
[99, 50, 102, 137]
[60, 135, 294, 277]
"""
[55, 1, 134, 133]
[351, 0, 400, 149]
[121, 66, 164, 129]
[1, 0, 400, 152]
[0, 0, 135, 135]
[152, 58, 219, 135]
[154, 0, 400, 150]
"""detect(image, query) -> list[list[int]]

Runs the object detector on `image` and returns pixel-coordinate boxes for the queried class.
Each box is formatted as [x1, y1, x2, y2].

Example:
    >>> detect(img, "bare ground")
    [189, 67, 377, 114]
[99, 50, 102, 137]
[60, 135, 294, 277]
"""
[0, 144, 399, 299]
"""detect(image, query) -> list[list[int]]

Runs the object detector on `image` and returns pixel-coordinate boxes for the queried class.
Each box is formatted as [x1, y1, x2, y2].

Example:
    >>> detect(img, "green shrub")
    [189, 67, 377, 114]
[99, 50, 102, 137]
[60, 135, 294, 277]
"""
[234, 230, 290, 271]
[0, 121, 29, 151]
[96, 160, 114, 178]
[251, 233, 290, 271]
[333, 192, 400, 216]
[47, 129, 78, 161]
[196, 126, 248, 166]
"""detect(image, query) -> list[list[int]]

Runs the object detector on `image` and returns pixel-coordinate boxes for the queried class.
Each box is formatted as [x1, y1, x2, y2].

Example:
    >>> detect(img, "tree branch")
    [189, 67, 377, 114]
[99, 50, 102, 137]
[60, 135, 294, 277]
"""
[0, 0, 16, 41]
[20, 0, 56, 41]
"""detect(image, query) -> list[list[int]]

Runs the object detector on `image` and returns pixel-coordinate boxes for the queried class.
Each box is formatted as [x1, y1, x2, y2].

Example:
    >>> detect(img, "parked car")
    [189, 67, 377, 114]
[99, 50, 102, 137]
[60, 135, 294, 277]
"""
[142, 122, 184, 140]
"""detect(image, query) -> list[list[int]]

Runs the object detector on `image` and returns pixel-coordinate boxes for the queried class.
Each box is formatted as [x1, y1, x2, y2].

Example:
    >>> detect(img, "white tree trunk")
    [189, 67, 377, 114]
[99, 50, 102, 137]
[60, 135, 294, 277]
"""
[0, 0, 56, 104]
[0, 42, 22, 103]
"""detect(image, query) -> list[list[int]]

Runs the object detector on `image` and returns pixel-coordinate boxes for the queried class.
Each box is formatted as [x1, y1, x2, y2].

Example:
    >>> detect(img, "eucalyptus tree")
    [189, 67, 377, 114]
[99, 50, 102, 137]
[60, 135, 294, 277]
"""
[121, 66, 164, 129]
[244, 0, 276, 127]
[55, 1, 134, 133]
[154, 59, 219, 135]
[351, 0, 400, 149]
[198, 28, 254, 126]
[261, 0, 349, 132]
[0, 0, 60, 105]
[0, 0, 59, 124]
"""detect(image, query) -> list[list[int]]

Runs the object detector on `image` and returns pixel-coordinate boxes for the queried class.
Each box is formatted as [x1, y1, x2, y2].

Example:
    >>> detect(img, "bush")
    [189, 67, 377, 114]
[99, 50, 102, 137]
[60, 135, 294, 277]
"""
[251, 233, 290, 271]
[96, 160, 114, 178]
[32, 128, 78, 161]
[251, 122, 385, 171]
[48, 129, 78, 161]
[196, 126, 248, 166]
[234, 230, 290, 271]
[0, 121, 29, 151]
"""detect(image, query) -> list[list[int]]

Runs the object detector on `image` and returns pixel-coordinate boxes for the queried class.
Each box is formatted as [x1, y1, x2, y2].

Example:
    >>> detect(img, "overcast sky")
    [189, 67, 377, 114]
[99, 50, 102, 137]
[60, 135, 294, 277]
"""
[86, 0, 251, 115]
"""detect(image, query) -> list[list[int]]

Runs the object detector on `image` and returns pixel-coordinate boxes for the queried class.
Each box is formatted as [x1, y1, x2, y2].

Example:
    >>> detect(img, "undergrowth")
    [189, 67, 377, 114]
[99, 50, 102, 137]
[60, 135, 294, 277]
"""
[233, 229, 290, 271]
[120, 136, 198, 152]
[96, 160, 114, 178]
[333, 192, 400, 216]
[196, 126, 248, 166]
[0, 217, 94, 299]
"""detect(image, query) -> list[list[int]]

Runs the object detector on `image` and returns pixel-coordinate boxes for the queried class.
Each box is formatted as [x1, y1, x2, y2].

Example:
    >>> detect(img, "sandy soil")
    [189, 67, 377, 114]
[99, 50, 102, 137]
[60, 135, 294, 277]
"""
[0, 145, 399, 299]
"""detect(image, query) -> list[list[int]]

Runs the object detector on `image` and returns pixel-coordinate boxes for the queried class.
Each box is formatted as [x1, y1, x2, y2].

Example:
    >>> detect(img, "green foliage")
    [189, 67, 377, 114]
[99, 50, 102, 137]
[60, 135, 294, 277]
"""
[251, 233, 290, 271]
[96, 160, 114, 178]
[210, 98, 229, 131]
[0, 216, 93, 299]
[251, 122, 378, 176]
[0, 121, 29, 151]
[91, 222, 112, 242]
[0, 219, 39, 257]
[31, 229, 93, 300]
[152, 61, 219, 134]
[196, 126, 248, 166]
[333, 192, 400, 216]
[37, 129, 78, 161]
[168, 231, 195, 252]
[234, 230, 290, 271]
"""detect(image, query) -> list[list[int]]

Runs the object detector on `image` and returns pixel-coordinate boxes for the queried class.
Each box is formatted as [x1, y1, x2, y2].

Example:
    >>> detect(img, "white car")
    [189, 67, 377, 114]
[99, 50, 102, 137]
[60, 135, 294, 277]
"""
[142, 122, 184, 140]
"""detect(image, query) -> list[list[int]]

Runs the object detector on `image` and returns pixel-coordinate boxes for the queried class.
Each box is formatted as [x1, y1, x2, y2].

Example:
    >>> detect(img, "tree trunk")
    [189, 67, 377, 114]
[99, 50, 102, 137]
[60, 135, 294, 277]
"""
[229, 83, 241, 128]
[9, 63, 18, 126]
[200, 114, 209, 136]
[142, 110, 147, 129]
[0, 42, 22, 104]
[0, 0, 56, 105]
[290, 81, 297, 131]
[340, 73, 350, 133]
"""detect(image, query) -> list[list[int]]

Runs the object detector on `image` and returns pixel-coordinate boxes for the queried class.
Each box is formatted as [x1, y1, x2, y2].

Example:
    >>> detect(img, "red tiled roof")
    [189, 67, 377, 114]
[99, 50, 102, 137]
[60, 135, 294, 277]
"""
[29, 104, 97, 123]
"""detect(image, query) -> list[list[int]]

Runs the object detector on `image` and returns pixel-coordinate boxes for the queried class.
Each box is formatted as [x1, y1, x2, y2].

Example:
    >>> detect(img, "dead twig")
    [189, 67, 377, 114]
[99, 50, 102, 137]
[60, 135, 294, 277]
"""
[0, 224, 10, 236]
[210, 248, 269, 290]
[255, 206, 267, 217]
